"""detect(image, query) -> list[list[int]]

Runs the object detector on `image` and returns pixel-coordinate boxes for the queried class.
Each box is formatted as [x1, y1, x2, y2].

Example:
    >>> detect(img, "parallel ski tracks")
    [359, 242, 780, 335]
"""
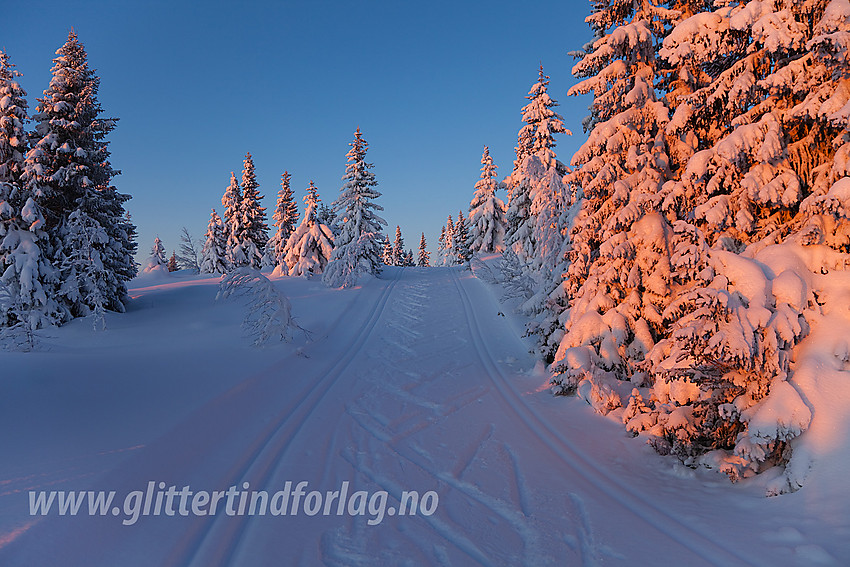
[171, 268, 405, 567]
[448, 268, 760, 567]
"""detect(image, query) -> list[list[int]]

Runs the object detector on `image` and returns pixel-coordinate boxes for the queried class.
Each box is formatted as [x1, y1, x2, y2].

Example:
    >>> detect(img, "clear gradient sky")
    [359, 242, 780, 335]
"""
[5, 0, 594, 261]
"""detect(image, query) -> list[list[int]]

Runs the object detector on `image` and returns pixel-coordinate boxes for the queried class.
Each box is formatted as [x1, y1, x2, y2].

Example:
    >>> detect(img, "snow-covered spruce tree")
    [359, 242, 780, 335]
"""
[221, 172, 243, 269]
[417, 232, 430, 266]
[468, 146, 506, 254]
[236, 152, 268, 269]
[381, 237, 393, 265]
[551, 0, 676, 412]
[317, 203, 337, 237]
[59, 209, 110, 330]
[454, 210, 471, 263]
[436, 225, 447, 266]
[658, 1, 850, 250]
[324, 127, 387, 287]
[177, 227, 200, 272]
[784, 0, 850, 251]
[658, 3, 792, 246]
[22, 31, 137, 318]
[0, 185, 62, 339]
[282, 181, 334, 277]
[167, 251, 178, 272]
[265, 171, 298, 270]
[523, 155, 577, 361]
[505, 65, 569, 255]
[0, 50, 29, 186]
[635, 219, 811, 485]
[630, 1, 850, 488]
[442, 215, 457, 266]
[200, 209, 228, 274]
[143, 236, 167, 273]
[0, 53, 60, 336]
[391, 225, 405, 267]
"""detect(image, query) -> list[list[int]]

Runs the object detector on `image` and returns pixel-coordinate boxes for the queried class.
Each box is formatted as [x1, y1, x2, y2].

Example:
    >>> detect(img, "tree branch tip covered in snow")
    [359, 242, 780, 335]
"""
[216, 267, 303, 347]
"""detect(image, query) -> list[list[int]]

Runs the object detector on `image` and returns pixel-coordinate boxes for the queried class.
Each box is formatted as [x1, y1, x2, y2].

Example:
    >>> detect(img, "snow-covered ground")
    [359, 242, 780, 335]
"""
[1, 264, 849, 566]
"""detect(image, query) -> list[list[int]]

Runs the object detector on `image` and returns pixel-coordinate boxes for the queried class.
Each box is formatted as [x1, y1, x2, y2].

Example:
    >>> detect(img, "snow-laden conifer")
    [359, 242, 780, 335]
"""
[625, 0, 850, 487]
[143, 237, 168, 273]
[317, 203, 337, 237]
[59, 209, 110, 330]
[266, 171, 298, 269]
[552, 0, 675, 405]
[282, 181, 334, 276]
[0, 186, 61, 337]
[392, 225, 405, 267]
[436, 225, 446, 266]
[236, 152, 268, 269]
[454, 210, 471, 264]
[417, 233, 430, 267]
[323, 233, 379, 288]
[0, 50, 29, 186]
[382, 237, 393, 265]
[325, 127, 387, 283]
[221, 172, 243, 268]
[23, 31, 136, 317]
[442, 215, 457, 266]
[468, 147, 506, 254]
[506, 65, 569, 251]
[200, 209, 228, 275]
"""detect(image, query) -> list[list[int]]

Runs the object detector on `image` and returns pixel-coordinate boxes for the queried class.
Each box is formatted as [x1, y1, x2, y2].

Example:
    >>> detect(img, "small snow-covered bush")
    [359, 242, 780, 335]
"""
[216, 268, 296, 347]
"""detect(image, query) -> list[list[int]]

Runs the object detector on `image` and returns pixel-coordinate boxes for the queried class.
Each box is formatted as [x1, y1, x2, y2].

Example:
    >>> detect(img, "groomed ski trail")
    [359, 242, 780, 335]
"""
[2, 266, 793, 566]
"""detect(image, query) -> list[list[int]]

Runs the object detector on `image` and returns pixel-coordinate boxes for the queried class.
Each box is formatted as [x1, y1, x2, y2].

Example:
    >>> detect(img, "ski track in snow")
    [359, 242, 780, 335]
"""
[334, 272, 552, 566]
[4, 265, 822, 565]
[447, 268, 761, 567]
[181, 268, 407, 567]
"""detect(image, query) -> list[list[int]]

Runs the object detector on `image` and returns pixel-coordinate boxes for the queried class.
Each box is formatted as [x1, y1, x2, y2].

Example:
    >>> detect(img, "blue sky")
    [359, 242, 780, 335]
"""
[5, 0, 594, 260]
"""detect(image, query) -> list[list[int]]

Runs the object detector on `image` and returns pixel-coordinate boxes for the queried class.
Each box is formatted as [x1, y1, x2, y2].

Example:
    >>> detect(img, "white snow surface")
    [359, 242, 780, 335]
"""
[1, 261, 849, 565]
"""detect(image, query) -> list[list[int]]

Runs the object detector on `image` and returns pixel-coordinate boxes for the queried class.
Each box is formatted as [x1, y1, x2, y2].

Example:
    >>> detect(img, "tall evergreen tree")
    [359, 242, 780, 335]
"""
[382, 237, 393, 265]
[325, 127, 387, 284]
[237, 152, 268, 269]
[0, 52, 60, 335]
[22, 31, 136, 317]
[417, 232, 430, 267]
[630, 0, 850, 482]
[436, 225, 447, 266]
[553, 0, 675, 401]
[392, 225, 405, 266]
[200, 209, 227, 275]
[221, 172, 244, 268]
[443, 215, 457, 266]
[266, 171, 298, 269]
[0, 50, 29, 186]
[454, 210, 471, 263]
[283, 181, 334, 276]
[468, 146, 507, 254]
[505, 65, 569, 251]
